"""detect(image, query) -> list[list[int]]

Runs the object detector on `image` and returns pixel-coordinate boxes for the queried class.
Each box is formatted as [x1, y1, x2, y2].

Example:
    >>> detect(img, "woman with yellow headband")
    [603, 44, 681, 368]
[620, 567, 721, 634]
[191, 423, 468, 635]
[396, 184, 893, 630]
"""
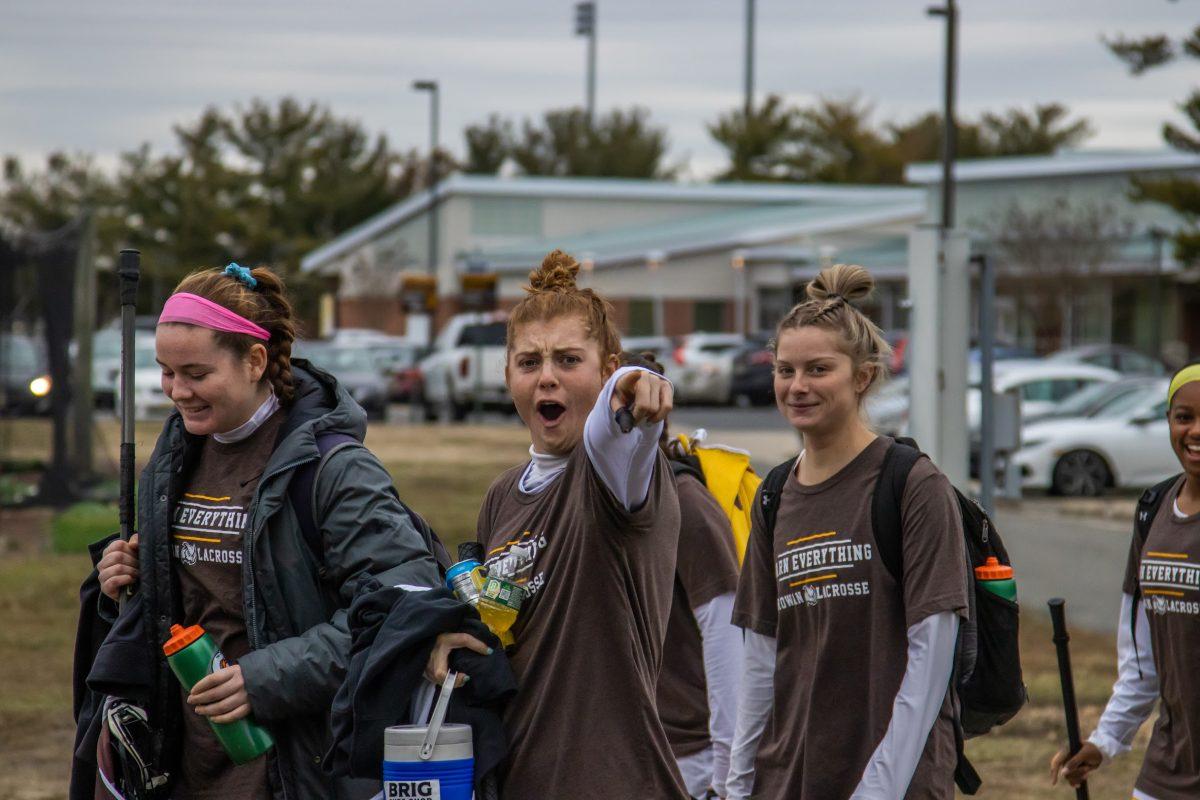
[1050, 365, 1200, 800]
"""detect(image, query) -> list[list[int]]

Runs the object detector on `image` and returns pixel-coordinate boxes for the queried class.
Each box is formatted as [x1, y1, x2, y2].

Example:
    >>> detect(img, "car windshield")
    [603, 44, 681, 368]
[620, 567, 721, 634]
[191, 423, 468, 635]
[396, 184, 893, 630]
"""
[135, 347, 159, 369]
[458, 322, 507, 347]
[318, 348, 379, 372]
[0, 336, 39, 373]
[1095, 387, 1162, 419]
[1052, 382, 1131, 417]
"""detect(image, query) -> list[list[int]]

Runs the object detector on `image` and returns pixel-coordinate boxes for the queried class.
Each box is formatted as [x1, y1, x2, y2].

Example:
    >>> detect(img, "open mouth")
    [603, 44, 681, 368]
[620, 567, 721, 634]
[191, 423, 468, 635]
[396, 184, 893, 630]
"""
[537, 401, 566, 423]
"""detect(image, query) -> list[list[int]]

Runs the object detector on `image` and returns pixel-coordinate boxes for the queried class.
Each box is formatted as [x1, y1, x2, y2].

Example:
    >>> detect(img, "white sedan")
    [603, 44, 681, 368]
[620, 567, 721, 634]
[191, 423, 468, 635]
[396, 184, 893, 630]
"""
[1013, 379, 1175, 496]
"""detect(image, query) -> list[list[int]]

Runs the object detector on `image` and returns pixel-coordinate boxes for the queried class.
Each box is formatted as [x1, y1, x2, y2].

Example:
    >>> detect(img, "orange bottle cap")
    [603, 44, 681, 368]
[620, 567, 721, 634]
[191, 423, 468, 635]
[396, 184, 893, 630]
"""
[163, 623, 205, 656]
[975, 556, 1013, 581]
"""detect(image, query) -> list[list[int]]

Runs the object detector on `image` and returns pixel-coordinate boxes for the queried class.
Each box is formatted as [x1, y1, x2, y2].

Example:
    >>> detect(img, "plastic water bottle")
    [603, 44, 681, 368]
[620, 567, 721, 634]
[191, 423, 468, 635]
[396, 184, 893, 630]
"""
[445, 542, 525, 647]
[163, 624, 274, 764]
[975, 557, 1018, 601]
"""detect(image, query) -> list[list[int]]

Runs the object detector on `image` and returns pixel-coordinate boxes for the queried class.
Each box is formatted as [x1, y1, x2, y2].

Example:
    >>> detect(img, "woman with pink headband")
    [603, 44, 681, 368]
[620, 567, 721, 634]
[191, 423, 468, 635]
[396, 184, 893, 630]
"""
[94, 264, 443, 799]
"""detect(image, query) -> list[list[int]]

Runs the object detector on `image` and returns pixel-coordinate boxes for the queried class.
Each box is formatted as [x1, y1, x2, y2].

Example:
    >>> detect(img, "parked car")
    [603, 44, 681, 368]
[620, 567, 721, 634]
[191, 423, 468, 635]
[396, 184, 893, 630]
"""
[295, 340, 389, 420]
[90, 328, 122, 408]
[668, 333, 745, 405]
[869, 360, 1121, 438]
[361, 340, 426, 403]
[416, 312, 510, 421]
[113, 335, 174, 420]
[1014, 379, 1173, 496]
[967, 360, 1121, 434]
[621, 336, 674, 361]
[1026, 376, 1162, 424]
[885, 331, 1033, 377]
[729, 333, 775, 407]
[1047, 345, 1167, 376]
[0, 333, 52, 416]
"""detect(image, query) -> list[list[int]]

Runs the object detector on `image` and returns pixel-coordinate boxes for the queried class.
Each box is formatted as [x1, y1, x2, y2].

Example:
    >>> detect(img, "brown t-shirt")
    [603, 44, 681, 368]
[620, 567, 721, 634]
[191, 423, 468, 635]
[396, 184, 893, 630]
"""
[1122, 476, 1200, 800]
[476, 444, 687, 800]
[657, 471, 740, 758]
[732, 436, 968, 800]
[171, 411, 283, 800]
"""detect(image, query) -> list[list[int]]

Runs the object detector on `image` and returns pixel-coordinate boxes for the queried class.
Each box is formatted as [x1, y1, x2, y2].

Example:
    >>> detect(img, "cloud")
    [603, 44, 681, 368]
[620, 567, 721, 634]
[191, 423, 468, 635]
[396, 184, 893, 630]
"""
[0, 0, 1194, 179]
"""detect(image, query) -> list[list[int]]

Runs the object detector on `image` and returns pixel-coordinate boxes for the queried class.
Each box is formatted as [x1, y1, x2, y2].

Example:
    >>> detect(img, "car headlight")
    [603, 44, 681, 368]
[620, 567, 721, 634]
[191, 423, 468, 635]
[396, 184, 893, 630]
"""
[29, 375, 51, 397]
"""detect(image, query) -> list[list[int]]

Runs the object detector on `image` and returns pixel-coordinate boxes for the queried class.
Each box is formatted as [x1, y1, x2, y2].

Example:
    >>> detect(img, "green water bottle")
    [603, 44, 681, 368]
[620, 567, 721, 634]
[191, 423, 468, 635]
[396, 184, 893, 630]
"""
[975, 557, 1017, 601]
[163, 624, 274, 765]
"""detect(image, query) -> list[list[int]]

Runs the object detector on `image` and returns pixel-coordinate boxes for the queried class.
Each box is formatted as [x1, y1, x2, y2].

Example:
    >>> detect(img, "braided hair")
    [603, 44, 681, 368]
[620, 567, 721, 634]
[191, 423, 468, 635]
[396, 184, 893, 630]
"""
[773, 263, 891, 399]
[169, 265, 298, 404]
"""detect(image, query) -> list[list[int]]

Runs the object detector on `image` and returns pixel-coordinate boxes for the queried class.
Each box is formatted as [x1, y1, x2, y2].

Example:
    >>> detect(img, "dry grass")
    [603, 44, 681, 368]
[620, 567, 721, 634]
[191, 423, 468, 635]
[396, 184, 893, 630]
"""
[0, 418, 1156, 799]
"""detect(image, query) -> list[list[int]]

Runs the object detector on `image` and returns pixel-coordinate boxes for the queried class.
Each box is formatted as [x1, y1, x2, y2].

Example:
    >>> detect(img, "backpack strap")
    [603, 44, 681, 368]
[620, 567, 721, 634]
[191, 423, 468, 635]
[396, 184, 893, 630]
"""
[1129, 474, 1179, 676]
[288, 431, 453, 577]
[668, 455, 705, 484]
[288, 432, 360, 576]
[759, 456, 798, 542]
[870, 438, 923, 585]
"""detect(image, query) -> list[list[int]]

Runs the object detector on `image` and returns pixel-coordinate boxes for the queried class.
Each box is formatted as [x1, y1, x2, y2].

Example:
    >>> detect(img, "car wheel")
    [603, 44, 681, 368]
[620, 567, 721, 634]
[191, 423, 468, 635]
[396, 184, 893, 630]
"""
[1052, 450, 1111, 497]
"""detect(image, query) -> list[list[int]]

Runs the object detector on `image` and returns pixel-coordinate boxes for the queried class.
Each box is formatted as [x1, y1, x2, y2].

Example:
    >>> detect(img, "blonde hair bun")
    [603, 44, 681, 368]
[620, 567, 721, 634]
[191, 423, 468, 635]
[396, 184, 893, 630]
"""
[806, 263, 875, 304]
[527, 249, 581, 294]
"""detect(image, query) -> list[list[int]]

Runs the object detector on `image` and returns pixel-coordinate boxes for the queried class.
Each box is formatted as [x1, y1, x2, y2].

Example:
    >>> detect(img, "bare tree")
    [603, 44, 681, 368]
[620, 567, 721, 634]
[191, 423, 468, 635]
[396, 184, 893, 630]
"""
[982, 197, 1133, 353]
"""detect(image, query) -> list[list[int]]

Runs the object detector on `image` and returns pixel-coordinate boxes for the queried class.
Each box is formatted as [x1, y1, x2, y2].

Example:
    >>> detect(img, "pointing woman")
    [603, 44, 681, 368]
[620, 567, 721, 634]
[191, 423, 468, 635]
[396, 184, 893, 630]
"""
[425, 250, 688, 799]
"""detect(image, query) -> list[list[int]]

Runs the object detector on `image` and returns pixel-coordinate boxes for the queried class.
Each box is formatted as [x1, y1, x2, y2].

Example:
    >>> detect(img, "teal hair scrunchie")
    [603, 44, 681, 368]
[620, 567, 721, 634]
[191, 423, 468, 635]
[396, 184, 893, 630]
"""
[223, 263, 258, 289]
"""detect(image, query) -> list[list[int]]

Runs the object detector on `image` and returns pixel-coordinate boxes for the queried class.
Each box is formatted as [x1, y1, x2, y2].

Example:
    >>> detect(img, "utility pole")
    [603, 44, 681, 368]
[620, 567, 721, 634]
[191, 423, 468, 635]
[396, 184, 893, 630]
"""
[744, 0, 755, 118]
[575, 2, 597, 125]
[70, 210, 96, 481]
[1149, 226, 1167, 360]
[413, 80, 440, 277]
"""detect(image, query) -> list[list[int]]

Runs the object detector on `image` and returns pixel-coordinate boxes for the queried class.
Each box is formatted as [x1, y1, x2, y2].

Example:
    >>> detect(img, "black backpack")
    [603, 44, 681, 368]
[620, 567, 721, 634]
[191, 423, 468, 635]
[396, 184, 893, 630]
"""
[1127, 473, 1181, 674]
[287, 432, 453, 580]
[758, 437, 1026, 795]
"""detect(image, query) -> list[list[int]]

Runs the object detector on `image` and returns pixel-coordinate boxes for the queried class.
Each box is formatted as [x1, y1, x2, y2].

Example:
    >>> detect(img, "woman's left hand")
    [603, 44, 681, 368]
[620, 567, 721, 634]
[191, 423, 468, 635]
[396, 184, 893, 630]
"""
[188, 664, 252, 724]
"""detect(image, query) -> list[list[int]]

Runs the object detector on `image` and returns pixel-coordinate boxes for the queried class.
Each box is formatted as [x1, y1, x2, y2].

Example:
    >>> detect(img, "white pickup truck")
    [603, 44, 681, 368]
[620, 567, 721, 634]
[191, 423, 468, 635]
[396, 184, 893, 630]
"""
[416, 311, 511, 421]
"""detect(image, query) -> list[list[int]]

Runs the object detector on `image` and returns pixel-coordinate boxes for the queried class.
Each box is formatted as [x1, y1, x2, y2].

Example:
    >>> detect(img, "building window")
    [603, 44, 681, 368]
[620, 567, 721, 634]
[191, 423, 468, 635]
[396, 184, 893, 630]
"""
[470, 197, 543, 237]
[628, 299, 655, 336]
[693, 301, 724, 333]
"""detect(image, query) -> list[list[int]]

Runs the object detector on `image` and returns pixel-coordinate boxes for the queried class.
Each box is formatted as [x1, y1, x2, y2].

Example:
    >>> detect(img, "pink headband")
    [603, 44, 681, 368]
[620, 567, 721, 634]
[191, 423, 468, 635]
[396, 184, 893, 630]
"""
[157, 292, 271, 341]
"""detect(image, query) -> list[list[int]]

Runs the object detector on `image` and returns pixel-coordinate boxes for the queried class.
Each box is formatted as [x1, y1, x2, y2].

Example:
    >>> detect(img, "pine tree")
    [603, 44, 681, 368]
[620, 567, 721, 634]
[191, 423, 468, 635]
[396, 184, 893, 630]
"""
[1106, 22, 1200, 263]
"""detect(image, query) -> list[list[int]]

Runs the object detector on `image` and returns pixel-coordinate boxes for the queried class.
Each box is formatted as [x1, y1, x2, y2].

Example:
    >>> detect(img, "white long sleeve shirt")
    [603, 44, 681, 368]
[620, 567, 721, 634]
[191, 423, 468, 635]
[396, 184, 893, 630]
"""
[687, 591, 742, 797]
[520, 366, 664, 507]
[727, 612, 959, 800]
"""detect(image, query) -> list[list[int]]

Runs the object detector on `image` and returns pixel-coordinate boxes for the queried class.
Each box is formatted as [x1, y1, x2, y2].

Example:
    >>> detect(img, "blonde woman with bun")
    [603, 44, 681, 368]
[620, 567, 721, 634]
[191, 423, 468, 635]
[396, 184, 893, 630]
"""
[727, 264, 969, 800]
[424, 250, 688, 799]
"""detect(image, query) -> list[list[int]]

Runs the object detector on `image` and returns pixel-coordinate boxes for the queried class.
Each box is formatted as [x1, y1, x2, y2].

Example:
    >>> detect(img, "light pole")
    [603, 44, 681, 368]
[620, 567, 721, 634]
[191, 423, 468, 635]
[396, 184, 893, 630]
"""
[575, 2, 597, 125]
[413, 80, 440, 277]
[744, 0, 755, 118]
[927, 0, 958, 232]
[731, 249, 748, 336]
[647, 250, 666, 336]
[1149, 226, 1167, 360]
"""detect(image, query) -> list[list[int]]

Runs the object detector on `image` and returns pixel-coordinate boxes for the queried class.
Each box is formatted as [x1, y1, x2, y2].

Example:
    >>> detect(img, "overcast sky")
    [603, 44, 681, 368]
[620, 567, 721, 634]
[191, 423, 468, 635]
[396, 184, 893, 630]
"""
[2, 0, 1196, 179]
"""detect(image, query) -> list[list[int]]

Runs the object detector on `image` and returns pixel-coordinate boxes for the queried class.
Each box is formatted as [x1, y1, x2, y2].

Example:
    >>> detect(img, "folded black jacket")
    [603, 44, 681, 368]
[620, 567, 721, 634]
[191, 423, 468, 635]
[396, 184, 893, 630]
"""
[71, 533, 159, 800]
[325, 579, 517, 795]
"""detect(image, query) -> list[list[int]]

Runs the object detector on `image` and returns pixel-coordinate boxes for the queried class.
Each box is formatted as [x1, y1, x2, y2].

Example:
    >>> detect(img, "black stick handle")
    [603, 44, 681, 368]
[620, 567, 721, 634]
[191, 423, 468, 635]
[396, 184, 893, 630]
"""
[1049, 597, 1090, 800]
[117, 250, 140, 610]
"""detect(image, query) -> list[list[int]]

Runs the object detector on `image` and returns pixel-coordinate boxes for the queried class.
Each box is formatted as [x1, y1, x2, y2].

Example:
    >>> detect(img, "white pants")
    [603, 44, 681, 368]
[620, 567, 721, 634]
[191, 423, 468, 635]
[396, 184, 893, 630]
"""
[676, 745, 714, 799]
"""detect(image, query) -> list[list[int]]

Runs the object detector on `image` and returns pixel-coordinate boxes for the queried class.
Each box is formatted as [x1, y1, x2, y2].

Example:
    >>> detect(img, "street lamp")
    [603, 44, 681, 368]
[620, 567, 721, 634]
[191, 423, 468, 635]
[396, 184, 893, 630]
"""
[744, 0, 755, 118]
[413, 80, 440, 276]
[731, 249, 747, 336]
[647, 250, 666, 335]
[574, 3, 597, 125]
[1149, 226, 1168, 360]
[927, 0, 958, 232]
